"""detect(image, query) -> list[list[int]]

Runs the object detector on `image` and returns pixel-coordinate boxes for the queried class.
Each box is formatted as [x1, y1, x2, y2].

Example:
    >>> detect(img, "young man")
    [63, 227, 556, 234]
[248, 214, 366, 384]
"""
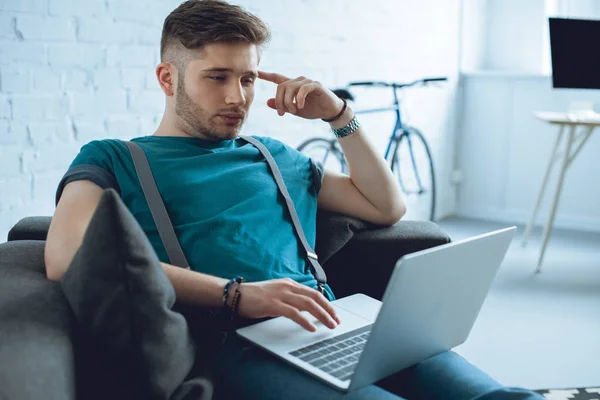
[45, 1, 543, 399]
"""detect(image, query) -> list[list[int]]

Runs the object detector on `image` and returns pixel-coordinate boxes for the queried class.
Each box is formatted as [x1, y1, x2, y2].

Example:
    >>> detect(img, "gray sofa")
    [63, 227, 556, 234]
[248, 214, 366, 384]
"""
[0, 212, 450, 400]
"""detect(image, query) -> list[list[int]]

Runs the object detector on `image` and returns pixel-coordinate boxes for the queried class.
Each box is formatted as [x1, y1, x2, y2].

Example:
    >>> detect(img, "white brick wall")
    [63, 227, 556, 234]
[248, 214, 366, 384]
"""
[48, 0, 108, 18]
[0, 0, 461, 241]
[16, 15, 76, 41]
[1, 0, 47, 14]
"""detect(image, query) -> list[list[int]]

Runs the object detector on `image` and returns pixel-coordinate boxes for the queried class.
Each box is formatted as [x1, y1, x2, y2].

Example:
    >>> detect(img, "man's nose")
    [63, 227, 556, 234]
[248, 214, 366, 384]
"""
[225, 82, 246, 106]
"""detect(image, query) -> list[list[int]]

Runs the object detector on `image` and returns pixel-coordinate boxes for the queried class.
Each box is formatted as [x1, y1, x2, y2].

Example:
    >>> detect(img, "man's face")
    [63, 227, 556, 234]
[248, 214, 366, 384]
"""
[174, 42, 259, 141]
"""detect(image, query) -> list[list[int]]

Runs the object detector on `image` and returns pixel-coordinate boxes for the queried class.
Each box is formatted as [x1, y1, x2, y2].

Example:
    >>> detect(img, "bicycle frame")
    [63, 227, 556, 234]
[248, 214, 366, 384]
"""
[298, 77, 445, 220]
[352, 86, 428, 194]
[352, 86, 404, 162]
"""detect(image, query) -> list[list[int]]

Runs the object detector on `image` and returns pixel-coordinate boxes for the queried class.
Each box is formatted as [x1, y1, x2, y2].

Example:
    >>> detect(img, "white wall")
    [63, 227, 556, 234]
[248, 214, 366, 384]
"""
[0, 0, 461, 241]
[483, 0, 546, 72]
[457, 74, 600, 232]
[456, 0, 600, 232]
[460, 0, 488, 71]
[461, 0, 546, 73]
[548, 0, 600, 18]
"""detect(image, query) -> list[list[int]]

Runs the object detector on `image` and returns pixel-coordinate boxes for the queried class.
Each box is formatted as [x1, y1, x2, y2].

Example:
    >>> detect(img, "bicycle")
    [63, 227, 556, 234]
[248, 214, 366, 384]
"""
[297, 77, 447, 222]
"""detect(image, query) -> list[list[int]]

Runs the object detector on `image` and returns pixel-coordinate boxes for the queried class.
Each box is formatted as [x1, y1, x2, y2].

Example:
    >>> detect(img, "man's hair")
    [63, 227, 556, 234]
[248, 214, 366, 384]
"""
[160, 0, 271, 65]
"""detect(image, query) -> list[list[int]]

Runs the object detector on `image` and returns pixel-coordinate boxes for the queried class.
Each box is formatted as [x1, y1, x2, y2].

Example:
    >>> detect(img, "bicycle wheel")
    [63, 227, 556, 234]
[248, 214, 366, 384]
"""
[297, 137, 348, 174]
[390, 127, 436, 221]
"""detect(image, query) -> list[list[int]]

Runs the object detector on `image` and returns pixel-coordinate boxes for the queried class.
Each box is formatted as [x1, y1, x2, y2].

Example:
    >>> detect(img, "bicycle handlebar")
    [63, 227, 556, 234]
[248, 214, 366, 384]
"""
[350, 81, 388, 87]
[422, 77, 448, 83]
[348, 77, 447, 89]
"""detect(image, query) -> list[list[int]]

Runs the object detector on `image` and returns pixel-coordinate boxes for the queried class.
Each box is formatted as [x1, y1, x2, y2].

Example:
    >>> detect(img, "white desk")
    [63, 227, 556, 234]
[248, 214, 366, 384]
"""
[522, 111, 600, 272]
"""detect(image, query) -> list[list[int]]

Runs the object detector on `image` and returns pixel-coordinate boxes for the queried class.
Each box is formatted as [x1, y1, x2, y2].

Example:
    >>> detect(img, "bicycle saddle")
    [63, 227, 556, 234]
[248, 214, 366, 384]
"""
[331, 88, 355, 102]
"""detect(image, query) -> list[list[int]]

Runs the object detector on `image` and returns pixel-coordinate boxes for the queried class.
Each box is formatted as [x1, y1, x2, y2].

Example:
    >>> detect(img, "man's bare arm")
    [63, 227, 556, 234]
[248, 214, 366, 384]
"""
[257, 71, 406, 225]
[45, 180, 104, 281]
[160, 262, 227, 308]
[45, 180, 339, 331]
[45, 180, 229, 308]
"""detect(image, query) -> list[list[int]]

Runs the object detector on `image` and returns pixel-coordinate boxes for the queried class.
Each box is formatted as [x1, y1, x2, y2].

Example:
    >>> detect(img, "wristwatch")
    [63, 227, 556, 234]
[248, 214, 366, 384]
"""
[332, 115, 361, 138]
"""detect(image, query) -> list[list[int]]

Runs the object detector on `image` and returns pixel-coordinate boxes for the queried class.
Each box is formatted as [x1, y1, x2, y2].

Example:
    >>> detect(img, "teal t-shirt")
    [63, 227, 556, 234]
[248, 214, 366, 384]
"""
[56, 135, 335, 300]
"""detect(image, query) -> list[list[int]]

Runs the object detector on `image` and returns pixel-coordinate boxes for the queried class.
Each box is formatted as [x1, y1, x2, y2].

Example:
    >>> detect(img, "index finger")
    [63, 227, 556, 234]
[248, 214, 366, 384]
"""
[258, 70, 290, 85]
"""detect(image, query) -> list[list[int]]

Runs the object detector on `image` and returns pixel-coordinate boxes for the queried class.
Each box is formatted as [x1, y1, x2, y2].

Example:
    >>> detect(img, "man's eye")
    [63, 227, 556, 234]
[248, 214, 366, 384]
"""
[243, 78, 255, 84]
[210, 76, 226, 81]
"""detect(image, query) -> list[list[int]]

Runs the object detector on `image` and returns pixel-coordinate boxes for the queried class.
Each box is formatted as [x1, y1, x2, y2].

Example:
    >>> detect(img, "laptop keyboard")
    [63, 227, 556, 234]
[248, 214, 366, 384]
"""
[289, 324, 373, 382]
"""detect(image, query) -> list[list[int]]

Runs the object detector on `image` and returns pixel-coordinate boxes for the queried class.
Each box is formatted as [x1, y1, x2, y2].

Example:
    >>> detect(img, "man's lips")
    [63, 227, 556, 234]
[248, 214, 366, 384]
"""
[218, 114, 244, 124]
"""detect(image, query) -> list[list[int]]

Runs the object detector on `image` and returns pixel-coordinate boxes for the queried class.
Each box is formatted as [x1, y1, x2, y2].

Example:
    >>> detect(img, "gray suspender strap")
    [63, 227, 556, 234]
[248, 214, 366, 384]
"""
[125, 141, 191, 270]
[126, 138, 327, 293]
[239, 135, 327, 293]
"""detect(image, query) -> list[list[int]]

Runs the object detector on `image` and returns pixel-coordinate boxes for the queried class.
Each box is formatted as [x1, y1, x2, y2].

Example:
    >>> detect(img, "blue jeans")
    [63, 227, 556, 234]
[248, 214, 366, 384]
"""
[201, 329, 544, 400]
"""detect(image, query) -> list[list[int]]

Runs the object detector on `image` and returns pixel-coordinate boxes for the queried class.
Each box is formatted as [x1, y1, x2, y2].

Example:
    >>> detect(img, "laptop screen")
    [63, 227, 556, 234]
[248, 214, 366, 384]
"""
[549, 17, 600, 89]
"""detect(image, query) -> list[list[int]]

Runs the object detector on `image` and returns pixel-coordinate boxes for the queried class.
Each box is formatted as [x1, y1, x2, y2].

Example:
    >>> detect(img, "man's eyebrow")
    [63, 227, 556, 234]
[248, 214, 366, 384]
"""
[202, 68, 258, 77]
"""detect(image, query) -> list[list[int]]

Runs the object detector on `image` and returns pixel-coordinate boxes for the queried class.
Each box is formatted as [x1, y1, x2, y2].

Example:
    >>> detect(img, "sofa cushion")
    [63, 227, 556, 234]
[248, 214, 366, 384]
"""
[315, 209, 379, 265]
[60, 188, 206, 400]
[324, 221, 451, 300]
[0, 240, 76, 400]
[0, 239, 47, 274]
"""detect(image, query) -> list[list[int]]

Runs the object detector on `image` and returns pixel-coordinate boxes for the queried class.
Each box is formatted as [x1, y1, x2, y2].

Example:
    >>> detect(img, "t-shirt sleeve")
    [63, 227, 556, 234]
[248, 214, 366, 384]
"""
[55, 140, 120, 205]
[279, 139, 325, 196]
[309, 159, 325, 195]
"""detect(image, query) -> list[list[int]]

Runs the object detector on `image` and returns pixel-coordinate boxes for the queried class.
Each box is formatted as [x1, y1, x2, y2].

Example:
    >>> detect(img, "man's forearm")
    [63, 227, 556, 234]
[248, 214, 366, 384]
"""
[161, 262, 227, 308]
[331, 108, 406, 218]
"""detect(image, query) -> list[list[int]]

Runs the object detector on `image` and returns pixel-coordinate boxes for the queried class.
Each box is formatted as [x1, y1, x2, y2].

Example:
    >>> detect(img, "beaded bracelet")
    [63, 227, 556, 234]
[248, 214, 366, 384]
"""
[231, 289, 242, 314]
[222, 278, 236, 307]
[222, 276, 244, 307]
[230, 277, 244, 315]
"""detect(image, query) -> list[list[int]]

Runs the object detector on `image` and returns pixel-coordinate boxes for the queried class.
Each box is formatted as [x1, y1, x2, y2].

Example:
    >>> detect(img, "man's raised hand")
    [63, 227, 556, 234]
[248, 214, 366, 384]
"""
[258, 71, 344, 121]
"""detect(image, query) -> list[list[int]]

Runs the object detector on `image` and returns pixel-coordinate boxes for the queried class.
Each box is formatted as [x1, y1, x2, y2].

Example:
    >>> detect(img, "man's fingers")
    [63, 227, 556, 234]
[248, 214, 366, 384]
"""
[279, 303, 316, 332]
[275, 79, 307, 115]
[258, 70, 290, 85]
[283, 79, 309, 114]
[261, 73, 314, 116]
[285, 292, 337, 329]
[296, 82, 319, 110]
[275, 82, 286, 116]
[296, 85, 307, 109]
[283, 83, 297, 114]
[266, 98, 277, 110]
[293, 285, 341, 325]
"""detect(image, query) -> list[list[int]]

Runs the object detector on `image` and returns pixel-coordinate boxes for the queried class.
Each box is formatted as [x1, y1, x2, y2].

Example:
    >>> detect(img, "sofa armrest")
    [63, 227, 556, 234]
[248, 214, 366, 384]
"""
[0, 241, 76, 400]
[323, 221, 451, 301]
[11, 215, 449, 301]
[7, 216, 52, 241]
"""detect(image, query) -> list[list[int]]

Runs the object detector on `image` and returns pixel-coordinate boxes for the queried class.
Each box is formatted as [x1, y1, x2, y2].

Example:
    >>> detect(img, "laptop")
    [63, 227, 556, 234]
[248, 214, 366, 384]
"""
[237, 227, 516, 392]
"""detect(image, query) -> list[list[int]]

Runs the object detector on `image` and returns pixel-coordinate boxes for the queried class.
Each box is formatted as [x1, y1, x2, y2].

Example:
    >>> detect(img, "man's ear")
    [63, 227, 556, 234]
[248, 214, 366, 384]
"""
[156, 62, 176, 97]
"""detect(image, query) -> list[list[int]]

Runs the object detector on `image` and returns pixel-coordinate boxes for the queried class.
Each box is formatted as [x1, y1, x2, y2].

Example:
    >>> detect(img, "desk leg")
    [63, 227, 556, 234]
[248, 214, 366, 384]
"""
[522, 125, 565, 247]
[536, 125, 576, 272]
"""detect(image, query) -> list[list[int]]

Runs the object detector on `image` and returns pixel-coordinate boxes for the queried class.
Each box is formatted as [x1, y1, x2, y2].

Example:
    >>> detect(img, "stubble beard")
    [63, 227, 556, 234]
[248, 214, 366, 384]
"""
[174, 76, 244, 141]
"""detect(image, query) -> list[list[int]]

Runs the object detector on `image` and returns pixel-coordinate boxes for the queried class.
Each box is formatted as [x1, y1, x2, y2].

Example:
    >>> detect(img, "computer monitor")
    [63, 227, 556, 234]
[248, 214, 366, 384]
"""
[549, 17, 600, 89]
